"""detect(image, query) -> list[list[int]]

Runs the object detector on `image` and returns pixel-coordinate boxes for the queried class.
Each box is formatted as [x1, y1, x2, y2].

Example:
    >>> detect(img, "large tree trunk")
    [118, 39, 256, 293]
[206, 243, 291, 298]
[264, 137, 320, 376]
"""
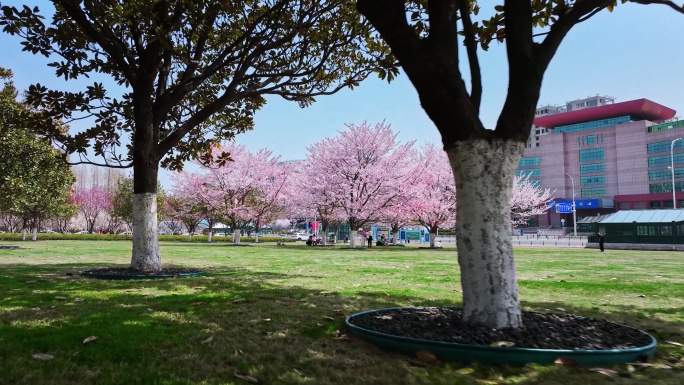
[349, 230, 357, 248]
[207, 229, 213, 243]
[32, 226, 38, 241]
[234, 229, 241, 245]
[130, 124, 161, 272]
[429, 231, 436, 248]
[391, 225, 399, 245]
[448, 139, 524, 329]
[21, 228, 26, 241]
[131, 193, 160, 271]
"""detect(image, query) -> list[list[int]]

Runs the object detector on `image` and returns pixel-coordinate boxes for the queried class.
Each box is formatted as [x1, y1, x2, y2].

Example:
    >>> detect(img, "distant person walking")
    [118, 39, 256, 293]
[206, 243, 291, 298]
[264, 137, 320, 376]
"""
[367, 234, 373, 248]
[598, 233, 605, 252]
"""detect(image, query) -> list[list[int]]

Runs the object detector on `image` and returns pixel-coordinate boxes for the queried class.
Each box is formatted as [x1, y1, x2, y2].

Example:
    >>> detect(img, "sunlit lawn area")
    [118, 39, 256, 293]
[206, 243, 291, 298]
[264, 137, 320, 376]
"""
[1, 240, 683, 384]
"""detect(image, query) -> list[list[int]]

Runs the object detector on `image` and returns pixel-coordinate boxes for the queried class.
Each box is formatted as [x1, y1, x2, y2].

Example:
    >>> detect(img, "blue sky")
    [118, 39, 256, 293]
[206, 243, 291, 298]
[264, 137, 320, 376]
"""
[1, 2, 683, 186]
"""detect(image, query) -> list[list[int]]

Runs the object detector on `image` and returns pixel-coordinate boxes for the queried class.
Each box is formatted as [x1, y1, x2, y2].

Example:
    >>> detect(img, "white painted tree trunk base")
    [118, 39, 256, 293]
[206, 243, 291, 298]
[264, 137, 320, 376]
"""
[350, 230, 357, 248]
[392, 230, 399, 245]
[130, 193, 161, 272]
[207, 231, 213, 243]
[429, 232, 436, 248]
[235, 229, 241, 245]
[448, 139, 524, 329]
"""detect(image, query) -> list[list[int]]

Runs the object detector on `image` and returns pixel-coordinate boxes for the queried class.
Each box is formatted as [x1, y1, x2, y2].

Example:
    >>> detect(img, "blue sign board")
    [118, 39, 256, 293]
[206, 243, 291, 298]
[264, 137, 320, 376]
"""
[555, 203, 573, 213]
[552, 199, 600, 210]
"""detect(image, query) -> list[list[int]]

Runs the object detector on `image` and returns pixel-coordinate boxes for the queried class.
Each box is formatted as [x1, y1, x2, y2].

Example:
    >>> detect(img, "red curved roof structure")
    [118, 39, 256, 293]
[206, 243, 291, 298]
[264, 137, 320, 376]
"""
[534, 99, 676, 129]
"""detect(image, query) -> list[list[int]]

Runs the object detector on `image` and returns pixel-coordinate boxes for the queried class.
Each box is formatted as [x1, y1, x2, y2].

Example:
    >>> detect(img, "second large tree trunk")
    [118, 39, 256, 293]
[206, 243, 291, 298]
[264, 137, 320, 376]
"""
[131, 193, 160, 271]
[448, 139, 524, 329]
[130, 112, 161, 272]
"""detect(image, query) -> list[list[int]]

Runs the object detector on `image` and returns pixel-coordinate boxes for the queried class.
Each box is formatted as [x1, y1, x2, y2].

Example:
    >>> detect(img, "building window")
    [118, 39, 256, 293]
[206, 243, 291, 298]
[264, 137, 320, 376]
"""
[649, 181, 684, 193]
[555, 115, 631, 133]
[648, 153, 684, 167]
[586, 135, 595, 145]
[649, 168, 684, 181]
[664, 201, 674, 208]
[579, 148, 605, 162]
[651, 201, 661, 208]
[519, 157, 540, 167]
[581, 188, 606, 198]
[580, 163, 605, 174]
[660, 226, 673, 236]
[580, 175, 605, 185]
[647, 140, 684, 154]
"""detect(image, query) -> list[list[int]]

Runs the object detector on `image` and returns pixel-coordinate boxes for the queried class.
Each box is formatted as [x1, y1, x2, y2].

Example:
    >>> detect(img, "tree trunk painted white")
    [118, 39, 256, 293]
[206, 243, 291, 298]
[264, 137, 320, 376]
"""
[130, 193, 161, 272]
[429, 232, 436, 248]
[32, 227, 38, 241]
[447, 139, 524, 329]
[234, 229, 241, 245]
[255, 232, 259, 243]
[392, 229, 399, 245]
[207, 230, 213, 243]
[20, 228, 26, 241]
[187, 233, 192, 242]
[349, 230, 357, 248]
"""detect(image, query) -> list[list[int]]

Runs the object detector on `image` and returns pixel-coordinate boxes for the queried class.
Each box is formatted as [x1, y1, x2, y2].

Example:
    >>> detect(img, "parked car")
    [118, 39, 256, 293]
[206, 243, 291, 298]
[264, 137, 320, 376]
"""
[290, 232, 309, 241]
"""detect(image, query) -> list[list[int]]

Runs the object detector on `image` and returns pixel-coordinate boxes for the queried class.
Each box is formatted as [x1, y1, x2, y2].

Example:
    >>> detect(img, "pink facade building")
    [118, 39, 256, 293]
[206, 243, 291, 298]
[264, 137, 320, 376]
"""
[519, 96, 681, 228]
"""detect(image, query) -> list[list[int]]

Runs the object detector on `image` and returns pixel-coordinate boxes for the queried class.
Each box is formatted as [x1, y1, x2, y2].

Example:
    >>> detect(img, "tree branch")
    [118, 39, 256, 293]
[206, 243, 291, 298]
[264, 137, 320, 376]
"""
[458, 0, 481, 114]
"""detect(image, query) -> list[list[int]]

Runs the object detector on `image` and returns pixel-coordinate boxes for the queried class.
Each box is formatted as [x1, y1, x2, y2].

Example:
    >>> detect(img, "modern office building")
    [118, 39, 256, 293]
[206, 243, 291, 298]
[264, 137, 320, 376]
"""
[518, 96, 681, 228]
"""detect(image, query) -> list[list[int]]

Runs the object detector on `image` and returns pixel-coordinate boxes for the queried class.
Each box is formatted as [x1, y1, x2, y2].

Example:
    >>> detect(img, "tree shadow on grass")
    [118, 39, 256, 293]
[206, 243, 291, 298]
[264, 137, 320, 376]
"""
[0, 265, 683, 385]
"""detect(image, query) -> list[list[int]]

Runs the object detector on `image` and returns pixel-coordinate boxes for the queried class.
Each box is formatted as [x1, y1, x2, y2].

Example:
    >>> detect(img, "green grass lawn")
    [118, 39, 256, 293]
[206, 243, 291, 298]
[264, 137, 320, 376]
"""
[1, 241, 683, 385]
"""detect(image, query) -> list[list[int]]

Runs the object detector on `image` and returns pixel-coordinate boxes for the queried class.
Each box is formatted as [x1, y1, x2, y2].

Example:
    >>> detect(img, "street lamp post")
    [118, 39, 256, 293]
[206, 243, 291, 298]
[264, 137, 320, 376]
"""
[566, 173, 577, 237]
[671, 138, 683, 209]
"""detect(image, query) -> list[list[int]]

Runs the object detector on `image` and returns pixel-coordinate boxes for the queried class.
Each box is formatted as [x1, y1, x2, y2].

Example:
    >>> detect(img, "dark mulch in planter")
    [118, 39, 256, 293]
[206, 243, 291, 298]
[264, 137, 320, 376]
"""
[82, 267, 203, 277]
[0, 245, 19, 249]
[349, 307, 653, 350]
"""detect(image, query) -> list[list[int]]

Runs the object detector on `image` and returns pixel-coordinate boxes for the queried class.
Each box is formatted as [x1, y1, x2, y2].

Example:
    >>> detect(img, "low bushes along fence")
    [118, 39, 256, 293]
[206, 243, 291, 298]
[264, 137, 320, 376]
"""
[0, 233, 296, 243]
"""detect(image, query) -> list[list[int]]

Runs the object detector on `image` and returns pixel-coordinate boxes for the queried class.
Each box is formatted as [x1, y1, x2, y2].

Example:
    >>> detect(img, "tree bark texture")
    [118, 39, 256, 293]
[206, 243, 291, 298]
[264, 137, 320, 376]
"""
[130, 193, 161, 272]
[32, 227, 38, 241]
[349, 229, 357, 248]
[234, 229, 241, 245]
[447, 138, 525, 329]
[429, 232, 436, 248]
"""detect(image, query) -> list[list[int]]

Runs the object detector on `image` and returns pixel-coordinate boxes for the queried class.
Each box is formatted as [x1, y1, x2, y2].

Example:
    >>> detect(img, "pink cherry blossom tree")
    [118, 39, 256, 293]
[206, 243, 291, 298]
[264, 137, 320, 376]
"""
[307, 121, 415, 248]
[377, 149, 421, 244]
[70, 186, 113, 233]
[247, 150, 292, 243]
[510, 173, 554, 227]
[168, 171, 206, 241]
[410, 144, 457, 248]
[290, 161, 345, 245]
[199, 143, 286, 244]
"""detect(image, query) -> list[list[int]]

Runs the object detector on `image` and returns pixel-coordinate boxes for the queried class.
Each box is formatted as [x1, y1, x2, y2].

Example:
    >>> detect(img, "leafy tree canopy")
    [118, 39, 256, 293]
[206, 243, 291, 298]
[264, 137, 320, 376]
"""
[0, 67, 74, 221]
[0, 0, 395, 170]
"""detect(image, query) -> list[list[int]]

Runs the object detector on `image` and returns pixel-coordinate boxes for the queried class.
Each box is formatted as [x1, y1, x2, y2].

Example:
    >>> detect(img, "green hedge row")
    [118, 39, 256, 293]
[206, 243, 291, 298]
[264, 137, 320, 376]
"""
[0, 233, 296, 243]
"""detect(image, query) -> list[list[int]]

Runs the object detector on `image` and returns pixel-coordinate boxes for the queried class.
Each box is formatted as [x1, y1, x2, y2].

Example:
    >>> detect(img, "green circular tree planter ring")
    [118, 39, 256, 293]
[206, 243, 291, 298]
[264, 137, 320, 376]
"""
[81, 270, 204, 280]
[346, 308, 657, 367]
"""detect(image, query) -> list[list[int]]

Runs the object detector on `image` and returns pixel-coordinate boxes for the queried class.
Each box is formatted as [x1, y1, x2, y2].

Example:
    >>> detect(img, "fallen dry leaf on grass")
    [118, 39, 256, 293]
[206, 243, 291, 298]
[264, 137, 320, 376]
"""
[74, 298, 84, 303]
[201, 336, 213, 344]
[232, 298, 246, 303]
[554, 357, 578, 367]
[32, 353, 54, 360]
[665, 340, 684, 347]
[407, 358, 429, 367]
[233, 373, 259, 383]
[415, 350, 438, 364]
[589, 368, 619, 377]
[55, 296, 67, 301]
[82, 336, 98, 345]
[190, 302, 204, 306]
[323, 316, 335, 321]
